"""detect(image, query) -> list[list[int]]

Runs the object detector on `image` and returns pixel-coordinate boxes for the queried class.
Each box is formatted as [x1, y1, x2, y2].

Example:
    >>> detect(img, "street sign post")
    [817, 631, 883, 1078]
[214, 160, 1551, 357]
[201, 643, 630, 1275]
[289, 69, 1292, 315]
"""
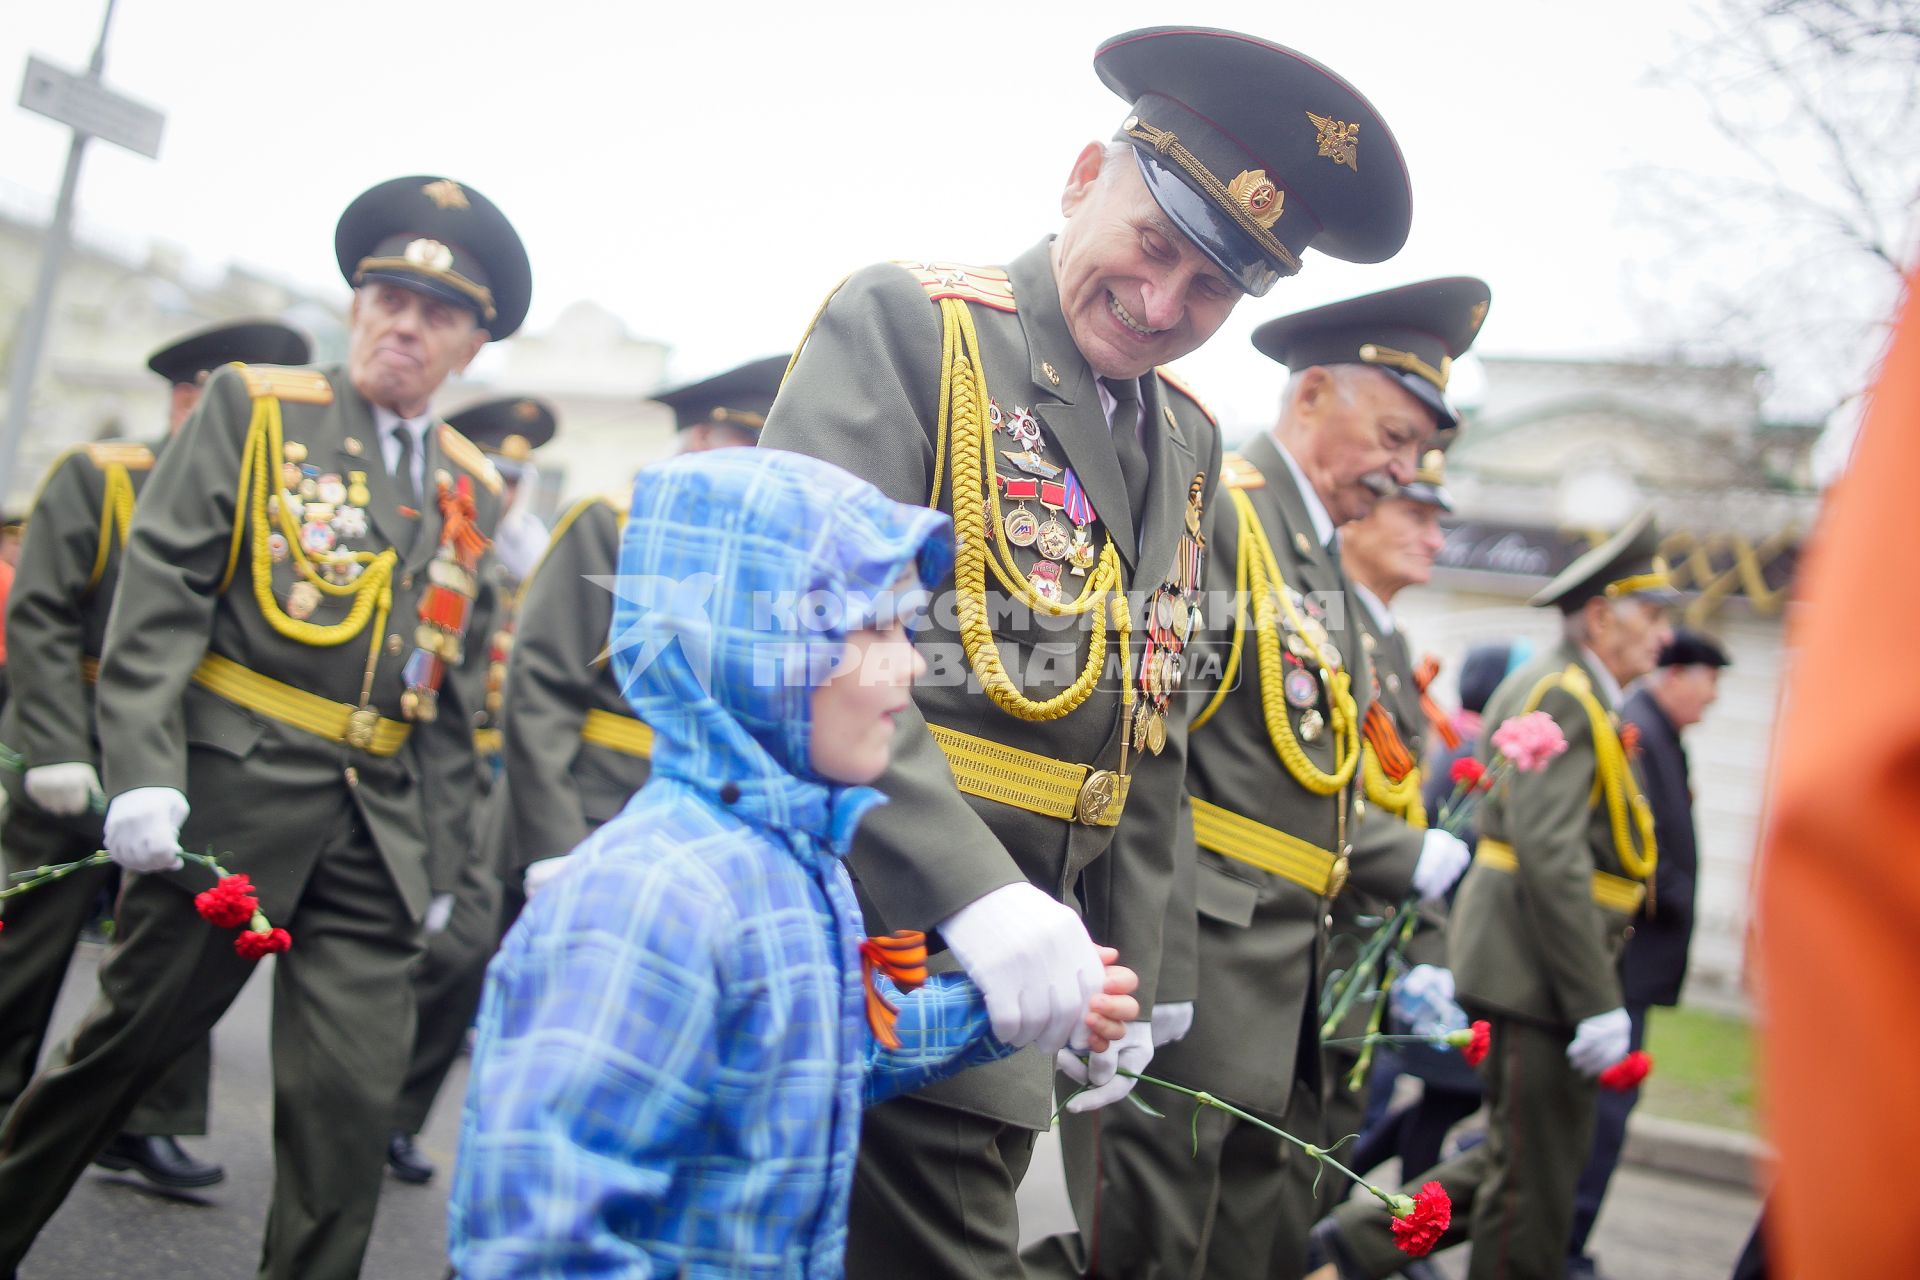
[18, 53, 164, 159]
[0, 0, 167, 500]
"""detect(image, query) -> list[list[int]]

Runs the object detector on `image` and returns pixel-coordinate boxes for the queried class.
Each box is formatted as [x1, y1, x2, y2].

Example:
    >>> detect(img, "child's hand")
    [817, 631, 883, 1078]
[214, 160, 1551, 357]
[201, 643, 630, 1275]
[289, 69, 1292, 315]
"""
[1081, 946, 1139, 1052]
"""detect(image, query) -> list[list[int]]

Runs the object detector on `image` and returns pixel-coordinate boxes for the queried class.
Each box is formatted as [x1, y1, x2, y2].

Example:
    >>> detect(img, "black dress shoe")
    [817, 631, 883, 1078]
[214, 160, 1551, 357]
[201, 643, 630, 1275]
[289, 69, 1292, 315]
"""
[387, 1130, 436, 1184]
[93, 1133, 226, 1189]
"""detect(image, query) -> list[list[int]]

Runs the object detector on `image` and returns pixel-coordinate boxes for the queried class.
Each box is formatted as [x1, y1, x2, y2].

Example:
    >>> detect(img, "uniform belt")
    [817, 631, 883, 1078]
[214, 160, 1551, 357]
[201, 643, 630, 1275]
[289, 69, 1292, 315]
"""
[928, 723, 1128, 827]
[1475, 838, 1646, 915]
[1191, 796, 1348, 897]
[473, 727, 504, 755]
[190, 653, 411, 757]
[580, 708, 654, 758]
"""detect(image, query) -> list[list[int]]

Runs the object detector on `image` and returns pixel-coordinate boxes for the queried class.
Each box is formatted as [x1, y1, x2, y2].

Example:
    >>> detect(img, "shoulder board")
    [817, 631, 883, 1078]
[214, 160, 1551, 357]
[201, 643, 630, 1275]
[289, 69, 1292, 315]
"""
[1221, 452, 1266, 490]
[83, 441, 155, 471]
[1154, 366, 1218, 426]
[437, 424, 503, 495]
[892, 260, 1017, 313]
[238, 365, 333, 405]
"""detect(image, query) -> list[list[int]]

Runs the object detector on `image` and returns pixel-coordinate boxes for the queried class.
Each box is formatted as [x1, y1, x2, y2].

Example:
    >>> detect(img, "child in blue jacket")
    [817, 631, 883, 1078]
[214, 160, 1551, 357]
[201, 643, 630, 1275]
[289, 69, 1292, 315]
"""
[450, 448, 1135, 1278]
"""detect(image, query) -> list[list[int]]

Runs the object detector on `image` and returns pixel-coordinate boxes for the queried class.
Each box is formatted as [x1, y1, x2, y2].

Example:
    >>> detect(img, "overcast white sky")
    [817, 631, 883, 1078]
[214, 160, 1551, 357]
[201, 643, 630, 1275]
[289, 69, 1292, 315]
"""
[0, 1, 1897, 434]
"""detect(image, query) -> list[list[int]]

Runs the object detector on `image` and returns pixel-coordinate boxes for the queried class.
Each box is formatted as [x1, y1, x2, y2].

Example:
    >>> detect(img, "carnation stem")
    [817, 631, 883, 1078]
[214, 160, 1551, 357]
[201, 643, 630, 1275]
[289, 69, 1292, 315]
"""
[1, 849, 233, 901]
[1116, 1068, 1405, 1213]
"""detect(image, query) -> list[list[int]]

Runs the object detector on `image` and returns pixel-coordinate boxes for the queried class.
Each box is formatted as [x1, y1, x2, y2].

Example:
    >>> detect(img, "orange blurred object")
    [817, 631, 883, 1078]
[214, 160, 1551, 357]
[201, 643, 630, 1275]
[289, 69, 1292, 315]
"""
[1758, 268, 1920, 1277]
[858, 930, 929, 1050]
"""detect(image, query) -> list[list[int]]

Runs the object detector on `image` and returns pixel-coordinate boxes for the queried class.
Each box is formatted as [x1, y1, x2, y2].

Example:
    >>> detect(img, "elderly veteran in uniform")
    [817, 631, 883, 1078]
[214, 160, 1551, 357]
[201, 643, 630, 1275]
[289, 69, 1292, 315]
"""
[0, 175, 526, 1280]
[1318, 440, 1469, 1216]
[762, 26, 1417, 1278]
[386, 393, 556, 1186]
[1310, 514, 1675, 1280]
[1062, 280, 1480, 1278]
[0, 319, 309, 1194]
[1332, 447, 1488, 1210]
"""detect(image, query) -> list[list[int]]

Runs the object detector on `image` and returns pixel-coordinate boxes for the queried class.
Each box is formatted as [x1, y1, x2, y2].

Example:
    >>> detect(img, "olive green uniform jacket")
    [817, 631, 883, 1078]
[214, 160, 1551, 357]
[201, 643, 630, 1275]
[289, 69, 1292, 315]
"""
[759, 239, 1221, 1129]
[498, 494, 654, 879]
[1449, 641, 1648, 1027]
[95, 363, 502, 920]
[1150, 434, 1420, 1118]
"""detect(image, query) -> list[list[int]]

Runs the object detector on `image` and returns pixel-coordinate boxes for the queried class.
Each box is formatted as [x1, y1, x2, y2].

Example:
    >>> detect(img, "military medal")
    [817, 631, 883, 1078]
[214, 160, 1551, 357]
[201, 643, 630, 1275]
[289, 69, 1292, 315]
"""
[267, 532, 289, 563]
[285, 581, 322, 620]
[1297, 707, 1325, 742]
[1004, 406, 1042, 450]
[999, 476, 1041, 547]
[331, 505, 369, 539]
[317, 473, 347, 505]
[1035, 478, 1072, 560]
[988, 399, 1004, 431]
[300, 515, 337, 555]
[1061, 469, 1098, 575]
[400, 473, 491, 723]
[347, 471, 371, 507]
[1002, 450, 1063, 480]
[1029, 559, 1064, 604]
[1284, 667, 1319, 709]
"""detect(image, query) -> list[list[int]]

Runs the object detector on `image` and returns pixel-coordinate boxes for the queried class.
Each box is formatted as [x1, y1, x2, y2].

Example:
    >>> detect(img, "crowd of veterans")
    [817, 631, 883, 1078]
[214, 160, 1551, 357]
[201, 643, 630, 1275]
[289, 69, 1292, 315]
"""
[0, 23, 1730, 1280]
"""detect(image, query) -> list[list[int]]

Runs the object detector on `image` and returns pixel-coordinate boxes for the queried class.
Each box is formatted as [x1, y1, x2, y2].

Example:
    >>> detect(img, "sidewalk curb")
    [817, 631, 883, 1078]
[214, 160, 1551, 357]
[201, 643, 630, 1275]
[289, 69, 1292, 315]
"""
[1624, 1113, 1767, 1190]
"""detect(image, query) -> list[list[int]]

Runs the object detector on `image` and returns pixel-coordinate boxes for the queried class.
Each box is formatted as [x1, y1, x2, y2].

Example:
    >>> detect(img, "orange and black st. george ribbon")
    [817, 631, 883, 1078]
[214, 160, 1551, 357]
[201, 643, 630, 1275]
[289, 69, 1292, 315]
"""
[858, 930, 929, 1050]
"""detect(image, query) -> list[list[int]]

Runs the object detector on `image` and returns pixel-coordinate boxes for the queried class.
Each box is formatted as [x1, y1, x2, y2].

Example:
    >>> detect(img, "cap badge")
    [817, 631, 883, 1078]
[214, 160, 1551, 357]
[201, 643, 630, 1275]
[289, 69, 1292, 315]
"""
[421, 179, 470, 210]
[1226, 170, 1284, 230]
[1469, 300, 1489, 334]
[514, 400, 541, 422]
[405, 238, 455, 272]
[1306, 111, 1361, 172]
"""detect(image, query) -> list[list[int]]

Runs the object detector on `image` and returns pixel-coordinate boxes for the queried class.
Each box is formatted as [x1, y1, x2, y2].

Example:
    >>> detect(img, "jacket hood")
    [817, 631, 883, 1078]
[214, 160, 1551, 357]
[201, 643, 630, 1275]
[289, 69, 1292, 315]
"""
[611, 447, 952, 850]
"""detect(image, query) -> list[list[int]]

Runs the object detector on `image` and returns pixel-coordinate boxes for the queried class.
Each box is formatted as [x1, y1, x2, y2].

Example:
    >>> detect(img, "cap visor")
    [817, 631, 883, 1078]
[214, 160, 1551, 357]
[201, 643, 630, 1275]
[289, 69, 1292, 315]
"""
[1133, 150, 1278, 297]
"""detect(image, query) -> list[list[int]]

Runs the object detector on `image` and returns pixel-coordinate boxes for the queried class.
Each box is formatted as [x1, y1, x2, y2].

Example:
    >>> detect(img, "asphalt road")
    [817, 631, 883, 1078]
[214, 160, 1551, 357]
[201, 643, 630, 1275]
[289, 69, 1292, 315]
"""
[18, 942, 1761, 1278]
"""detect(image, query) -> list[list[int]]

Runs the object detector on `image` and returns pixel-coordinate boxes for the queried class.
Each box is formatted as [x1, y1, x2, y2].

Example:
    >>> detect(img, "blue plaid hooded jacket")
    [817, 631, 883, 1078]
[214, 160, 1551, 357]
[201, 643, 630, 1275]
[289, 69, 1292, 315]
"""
[449, 447, 1007, 1278]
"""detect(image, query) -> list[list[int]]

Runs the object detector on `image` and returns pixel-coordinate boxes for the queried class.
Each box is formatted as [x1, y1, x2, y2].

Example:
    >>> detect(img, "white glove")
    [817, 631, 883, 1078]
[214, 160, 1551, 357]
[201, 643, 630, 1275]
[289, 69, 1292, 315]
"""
[1150, 1001, 1195, 1047]
[1390, 964, 1467, 1039]
[24, 762, 102, 817]
[939, 881, 1104, 1054]
[1567, 1007, 1633, 1076]
[424, 892, 456, 934]
[103, 787, 188, 873]
[1057, 1019, 1154, 1112]
[522, 855, 575, 899]
[1410, 829, 1471, 902]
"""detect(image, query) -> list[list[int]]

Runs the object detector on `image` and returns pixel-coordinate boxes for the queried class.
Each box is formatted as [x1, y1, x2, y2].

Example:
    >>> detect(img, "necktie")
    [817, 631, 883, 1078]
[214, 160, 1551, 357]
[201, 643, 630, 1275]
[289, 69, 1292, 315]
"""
[390, 423, 421, 513]
[1103, 378, 1149, 534]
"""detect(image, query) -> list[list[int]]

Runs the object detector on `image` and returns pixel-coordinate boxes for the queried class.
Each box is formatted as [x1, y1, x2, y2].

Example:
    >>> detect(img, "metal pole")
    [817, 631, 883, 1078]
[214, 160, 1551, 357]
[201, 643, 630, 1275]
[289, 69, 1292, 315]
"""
[0, 0, 120, 501]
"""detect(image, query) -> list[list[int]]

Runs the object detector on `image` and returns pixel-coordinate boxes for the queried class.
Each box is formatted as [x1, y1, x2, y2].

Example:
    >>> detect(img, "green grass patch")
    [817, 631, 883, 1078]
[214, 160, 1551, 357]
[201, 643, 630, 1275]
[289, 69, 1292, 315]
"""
[1637, 1005, 1756, 1133]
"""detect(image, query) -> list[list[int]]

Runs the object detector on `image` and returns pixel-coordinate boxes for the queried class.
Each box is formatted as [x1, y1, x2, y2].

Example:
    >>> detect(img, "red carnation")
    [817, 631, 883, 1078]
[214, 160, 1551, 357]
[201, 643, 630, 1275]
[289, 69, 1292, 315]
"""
[194, 874, 259, 929]
[1449, 758, 1487, 789]
[1598, 1049, 1653, 1091]
[234, 926, 292, 961]
[1390, 1181, 1452, 1256]
[1462, 1020, 1491, 1067]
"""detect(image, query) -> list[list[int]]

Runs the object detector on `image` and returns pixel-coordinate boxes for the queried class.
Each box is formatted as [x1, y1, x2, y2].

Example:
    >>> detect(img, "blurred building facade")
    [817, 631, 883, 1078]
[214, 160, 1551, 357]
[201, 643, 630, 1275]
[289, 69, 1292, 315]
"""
[1, 206, 677, 515]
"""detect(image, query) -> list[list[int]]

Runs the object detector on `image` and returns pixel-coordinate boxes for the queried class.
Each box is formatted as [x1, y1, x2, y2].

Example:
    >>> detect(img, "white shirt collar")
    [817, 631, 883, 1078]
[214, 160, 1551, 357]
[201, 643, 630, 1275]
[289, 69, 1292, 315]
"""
[1353, 581, 1395, 636]
[373, 405, 432, 444]
[1580, 646, 1625, 709]
[1274, 439, 1336, 549]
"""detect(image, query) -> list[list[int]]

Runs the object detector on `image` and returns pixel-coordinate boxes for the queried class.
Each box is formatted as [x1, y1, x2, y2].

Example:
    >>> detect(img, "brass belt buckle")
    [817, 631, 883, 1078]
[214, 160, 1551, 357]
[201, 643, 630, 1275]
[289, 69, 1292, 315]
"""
[1325, 849, 1351, 899]
[1075, 769, 1121, 826]
[345, 706, 380, 751]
